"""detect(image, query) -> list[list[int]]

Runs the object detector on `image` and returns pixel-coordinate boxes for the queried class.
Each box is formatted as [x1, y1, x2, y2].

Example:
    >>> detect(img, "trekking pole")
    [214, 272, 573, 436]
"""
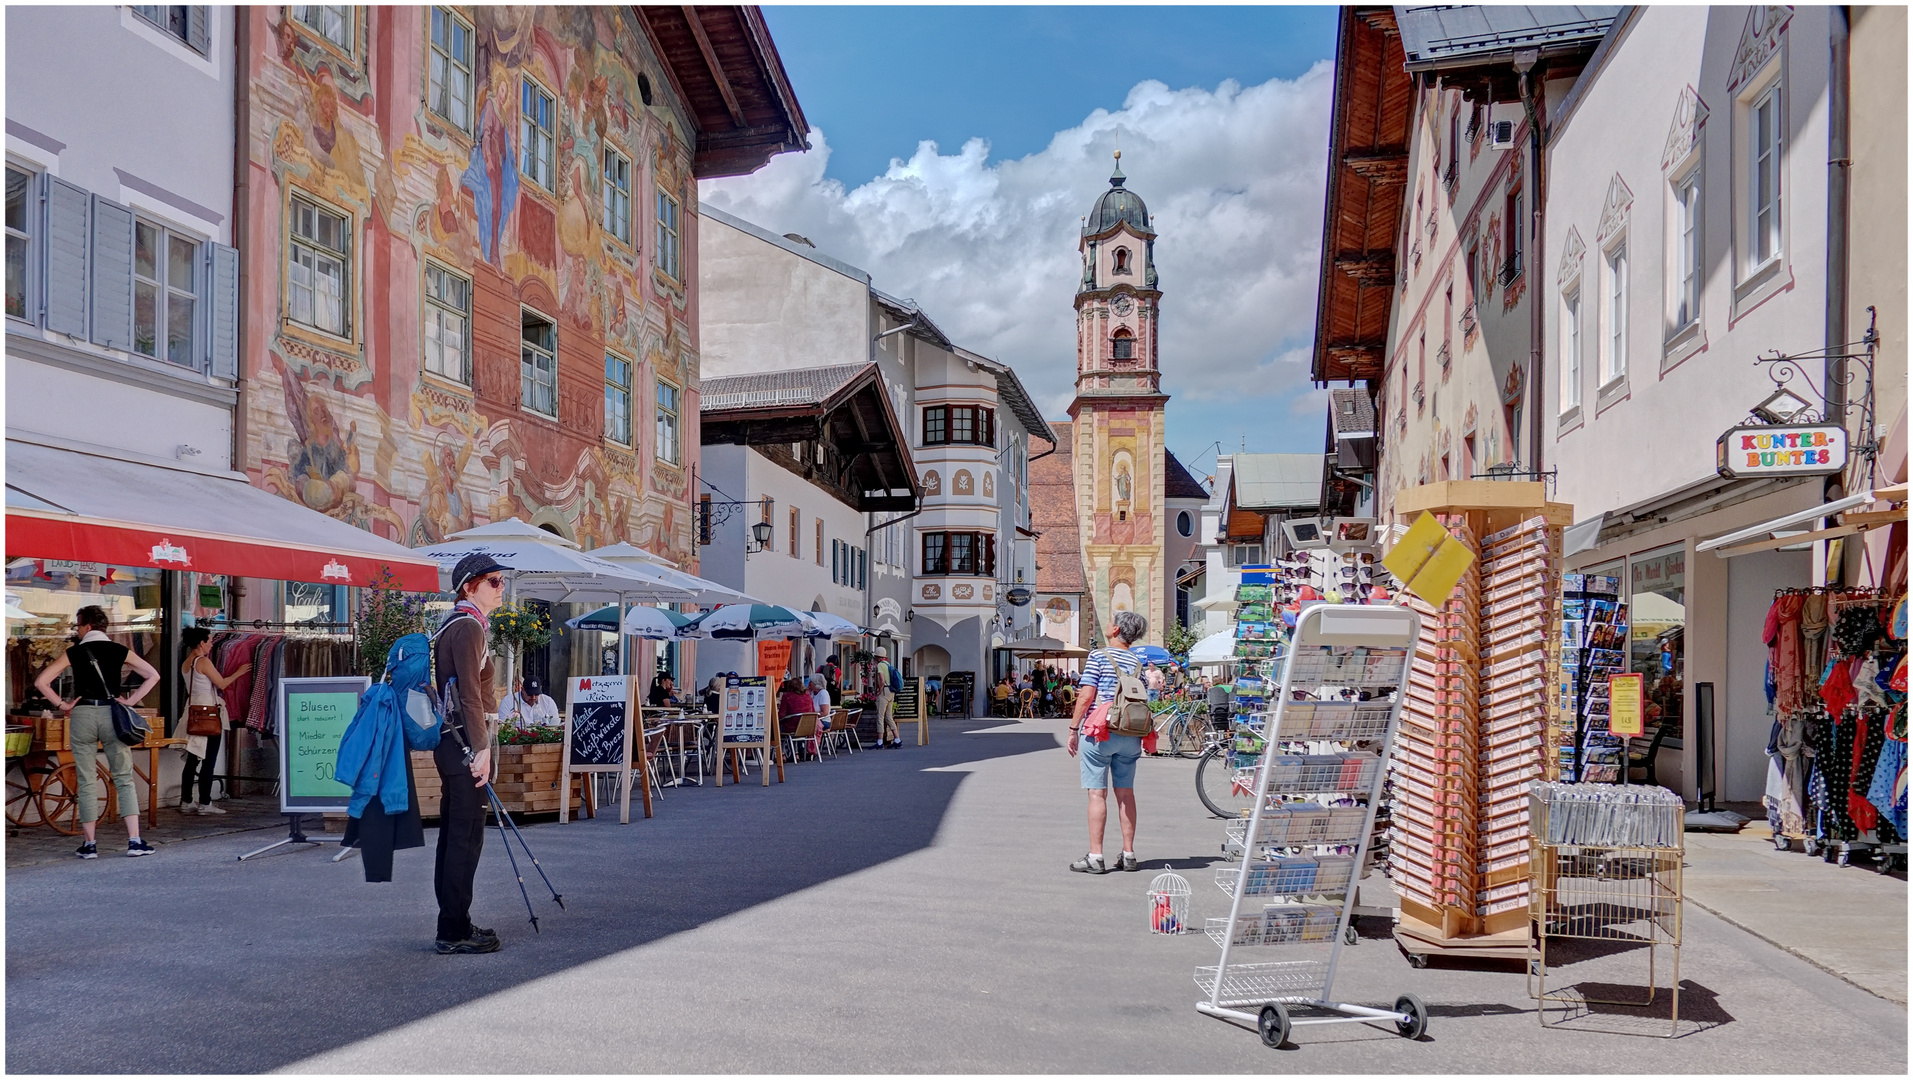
[484, 783, 542, 934]
[486, 783, 565, 909]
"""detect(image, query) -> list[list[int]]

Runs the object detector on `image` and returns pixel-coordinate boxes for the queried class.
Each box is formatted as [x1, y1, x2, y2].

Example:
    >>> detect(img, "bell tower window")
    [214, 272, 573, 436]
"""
[1111, 329, 1134, 363]
[1112, 247, 1131, 275]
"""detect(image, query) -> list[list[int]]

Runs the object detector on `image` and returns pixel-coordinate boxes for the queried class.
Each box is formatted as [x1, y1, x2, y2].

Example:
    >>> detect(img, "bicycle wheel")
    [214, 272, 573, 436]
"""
[41, 762, 117, 836]
[1196, 744, 1255, 819]
[1175, 713, 1213, 758]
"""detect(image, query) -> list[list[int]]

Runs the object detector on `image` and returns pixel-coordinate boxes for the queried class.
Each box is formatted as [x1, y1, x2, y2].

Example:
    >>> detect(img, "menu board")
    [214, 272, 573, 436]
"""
[565, 675, 631, 768]
[277, 676, 370, 813]
[722, 676, 769, 744]
[892, 677, 921, 721]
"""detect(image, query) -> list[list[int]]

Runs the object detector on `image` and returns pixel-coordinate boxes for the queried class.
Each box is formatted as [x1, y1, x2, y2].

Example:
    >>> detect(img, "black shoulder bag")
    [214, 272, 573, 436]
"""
[83, 648, 151, 746]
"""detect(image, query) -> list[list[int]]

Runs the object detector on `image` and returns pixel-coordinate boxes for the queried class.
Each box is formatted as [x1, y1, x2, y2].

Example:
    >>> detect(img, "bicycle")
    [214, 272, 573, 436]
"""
[1158, 702, 1221, 759]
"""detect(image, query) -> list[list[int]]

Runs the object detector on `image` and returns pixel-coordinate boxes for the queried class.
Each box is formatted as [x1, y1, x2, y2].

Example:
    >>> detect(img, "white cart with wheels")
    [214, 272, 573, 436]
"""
[1196, 603, 1427, 1048]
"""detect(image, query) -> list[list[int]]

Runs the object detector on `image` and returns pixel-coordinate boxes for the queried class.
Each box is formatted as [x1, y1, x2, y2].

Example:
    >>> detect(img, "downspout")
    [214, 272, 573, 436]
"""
[863, 504, 924, 639]
[1515, 50, 1546, 477]
[232, 7, 251, 479]
[1825, 6, 1851, 507]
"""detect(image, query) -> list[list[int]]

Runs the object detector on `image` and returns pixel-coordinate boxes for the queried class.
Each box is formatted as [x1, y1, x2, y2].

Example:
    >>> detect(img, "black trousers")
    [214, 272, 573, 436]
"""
[433, 740, 487, 941]
[181, 730, 222, 804]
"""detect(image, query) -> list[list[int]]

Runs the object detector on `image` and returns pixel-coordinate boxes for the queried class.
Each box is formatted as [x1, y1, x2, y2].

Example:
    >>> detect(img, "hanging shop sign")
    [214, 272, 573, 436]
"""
[1005, 587, 1033, 607]
[1716, 424, 1848, 479]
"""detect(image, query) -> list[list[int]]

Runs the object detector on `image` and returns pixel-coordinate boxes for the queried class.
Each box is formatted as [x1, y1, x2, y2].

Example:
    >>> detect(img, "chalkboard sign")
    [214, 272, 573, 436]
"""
[564, 675, 630, 767]
[892, 676, 920, 721]
[277, 676, 370, 814]
[943, 671, 976, 718]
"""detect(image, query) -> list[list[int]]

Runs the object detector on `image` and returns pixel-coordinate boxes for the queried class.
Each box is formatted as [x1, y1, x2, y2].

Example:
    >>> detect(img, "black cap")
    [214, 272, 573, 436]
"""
[450, 552, 509, 593]
[524, 677, 543, 698]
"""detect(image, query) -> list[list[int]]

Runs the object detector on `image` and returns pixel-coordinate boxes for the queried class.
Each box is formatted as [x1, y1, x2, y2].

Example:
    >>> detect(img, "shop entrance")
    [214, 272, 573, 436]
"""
[1724, 549, 1811, 801]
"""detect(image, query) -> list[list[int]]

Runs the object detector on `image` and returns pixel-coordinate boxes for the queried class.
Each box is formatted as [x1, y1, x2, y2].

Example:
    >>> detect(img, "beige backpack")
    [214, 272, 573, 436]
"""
[1103, 651, 1154, 737]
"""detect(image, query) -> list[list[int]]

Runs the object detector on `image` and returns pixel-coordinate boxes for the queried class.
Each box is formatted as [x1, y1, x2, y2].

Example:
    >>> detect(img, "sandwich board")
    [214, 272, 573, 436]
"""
[559, 674, 651, 823]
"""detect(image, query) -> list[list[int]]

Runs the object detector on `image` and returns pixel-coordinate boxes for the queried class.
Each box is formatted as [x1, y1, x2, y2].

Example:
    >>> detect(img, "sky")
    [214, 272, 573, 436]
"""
[700, 5, 1341, 480]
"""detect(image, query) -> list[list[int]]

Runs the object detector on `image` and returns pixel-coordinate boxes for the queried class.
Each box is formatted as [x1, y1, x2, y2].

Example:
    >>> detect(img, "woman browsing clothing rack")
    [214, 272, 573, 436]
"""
[179, 626, 250, 815]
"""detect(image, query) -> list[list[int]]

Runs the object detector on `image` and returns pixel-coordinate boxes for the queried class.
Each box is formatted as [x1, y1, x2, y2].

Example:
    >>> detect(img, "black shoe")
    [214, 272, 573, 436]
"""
[436, 934, 502, 954]
[126, 839, 156, 857]
[1119, 852, 1139, 872]
[75, 841, 98, 860]
[1069, 853, 1107, 874]
[471, 926, 498, 943]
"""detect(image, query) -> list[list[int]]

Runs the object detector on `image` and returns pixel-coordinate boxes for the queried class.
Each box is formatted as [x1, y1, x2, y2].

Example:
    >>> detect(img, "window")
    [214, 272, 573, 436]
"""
[604, 354, 632, 445]
[134, 6, 209, 52]
[133, 219, 197, 364]
[519, 78, 555, 191]
[1112, 247, 1130, 274]
[288, 196, 349, 336]
[816, 519, 825, 567]
[1602, 244, 1627, 385]
[1673, 172, 1701, 328]
[520, 309, 556, 416]
[5, 166, 31, 321]
[789, 507, 800, 557]
[921, 405, 995, 447]
[428, 7, 473, 131]
[655, 380, 680, 464]
[602, 147, 632, 246]
[1749, 82, 1782, 270]
[1560, 287, 1582, 411]
[291, 5, 350, 49]
[1502, 185, 1524, 282]
[1176, 511, 1193, 537]
[1227, 543, 1263, 568]
[1111, 330, 1134, 362]
[655, 188, 681, 280]
[1443, 280, 1453, 352]
[423, 263, 470, 384]
[921, 532, 994, 576]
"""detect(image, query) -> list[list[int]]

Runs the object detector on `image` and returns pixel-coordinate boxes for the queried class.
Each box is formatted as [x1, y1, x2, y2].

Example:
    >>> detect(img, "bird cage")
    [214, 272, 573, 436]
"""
[1148, 872, 1191, 935]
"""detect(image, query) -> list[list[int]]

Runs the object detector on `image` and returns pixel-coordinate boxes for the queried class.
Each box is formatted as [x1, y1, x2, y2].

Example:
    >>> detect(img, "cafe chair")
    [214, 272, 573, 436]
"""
[825, 706, 856, 756]
[779, 712, 820, 764]
[1018, 689, 1036, 719]
[1626, 724, 1669, 787]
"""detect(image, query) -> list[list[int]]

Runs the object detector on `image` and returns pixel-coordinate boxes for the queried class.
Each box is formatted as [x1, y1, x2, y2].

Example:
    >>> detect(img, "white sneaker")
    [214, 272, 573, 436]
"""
[198, 801, 226, 816]
[179, 802, 200, 815]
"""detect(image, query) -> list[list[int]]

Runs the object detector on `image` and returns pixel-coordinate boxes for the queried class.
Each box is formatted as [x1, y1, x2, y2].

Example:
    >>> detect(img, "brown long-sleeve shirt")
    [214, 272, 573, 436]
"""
[434, 615, 497, 750]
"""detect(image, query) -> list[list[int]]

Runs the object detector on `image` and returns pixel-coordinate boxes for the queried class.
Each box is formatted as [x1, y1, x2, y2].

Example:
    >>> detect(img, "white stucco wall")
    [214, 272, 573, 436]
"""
[696, 210, 871, 379]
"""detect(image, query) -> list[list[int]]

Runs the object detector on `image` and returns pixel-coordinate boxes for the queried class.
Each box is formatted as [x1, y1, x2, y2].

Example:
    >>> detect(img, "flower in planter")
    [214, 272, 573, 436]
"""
[497, 723, 566, 746]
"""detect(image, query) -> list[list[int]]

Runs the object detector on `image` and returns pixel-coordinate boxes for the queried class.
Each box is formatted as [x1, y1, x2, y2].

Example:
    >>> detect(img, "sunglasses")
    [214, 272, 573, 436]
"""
[479, 574, 506, 588]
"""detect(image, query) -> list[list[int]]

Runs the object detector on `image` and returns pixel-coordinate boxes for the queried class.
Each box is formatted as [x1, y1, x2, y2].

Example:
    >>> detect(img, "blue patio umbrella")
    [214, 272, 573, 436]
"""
[1132, 644, 1177, 667]
[679, 603, 808, 641]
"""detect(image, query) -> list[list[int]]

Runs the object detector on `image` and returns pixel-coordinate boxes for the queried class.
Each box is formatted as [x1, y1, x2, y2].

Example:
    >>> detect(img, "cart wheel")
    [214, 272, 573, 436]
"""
[1529, 957, 1542, 977]
[1257, 1003, 1291, 1048]
[1804, 837, 1820, 857]
[1836, 849, 1851, 867]
[1406, 952, 1429, 969]
[1345, 923, 1360, 946]
[1394, 993, 1428, 1039]
[1772, 835, 1791, 852]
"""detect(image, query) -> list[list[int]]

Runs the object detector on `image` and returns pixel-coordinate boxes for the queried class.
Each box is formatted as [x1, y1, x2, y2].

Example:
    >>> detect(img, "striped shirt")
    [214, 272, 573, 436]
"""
[1077, 646, 1143, 705]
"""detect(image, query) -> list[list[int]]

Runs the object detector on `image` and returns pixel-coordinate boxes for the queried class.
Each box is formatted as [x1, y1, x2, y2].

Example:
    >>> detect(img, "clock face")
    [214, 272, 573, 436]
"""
[1112, 296, 1133, 316]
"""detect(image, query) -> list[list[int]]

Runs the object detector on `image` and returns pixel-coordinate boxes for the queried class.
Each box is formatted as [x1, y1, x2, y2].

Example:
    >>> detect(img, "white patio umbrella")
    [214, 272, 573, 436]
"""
[1188, 628, 1239, 666]
[585, 543, 756, 606]
[679, 603, 808, 640]
[799, 611, 865, 640]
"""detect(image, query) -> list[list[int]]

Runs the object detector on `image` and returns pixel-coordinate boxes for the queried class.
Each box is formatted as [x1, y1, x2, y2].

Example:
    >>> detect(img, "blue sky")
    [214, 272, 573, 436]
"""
[708, 6, 1342, 475]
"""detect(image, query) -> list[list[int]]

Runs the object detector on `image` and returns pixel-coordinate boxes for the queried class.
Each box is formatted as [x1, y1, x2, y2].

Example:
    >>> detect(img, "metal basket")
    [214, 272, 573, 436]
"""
[1218, 854, 1356, 898]
[1226, 804, 1369, 849]
[1250, 752, 1383, 795]
[1205, 903, 1344, 947]
[1194, 959, 1331, 1008]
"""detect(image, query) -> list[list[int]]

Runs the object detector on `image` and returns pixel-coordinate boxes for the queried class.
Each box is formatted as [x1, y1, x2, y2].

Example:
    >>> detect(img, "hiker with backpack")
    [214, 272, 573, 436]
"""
[874, 648, 902, 747]
[432, 553, 508, 954]
[1066, 610, 1155, 874]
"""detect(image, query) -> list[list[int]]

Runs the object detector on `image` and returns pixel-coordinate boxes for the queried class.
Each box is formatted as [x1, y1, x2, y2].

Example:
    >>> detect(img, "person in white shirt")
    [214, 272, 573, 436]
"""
[499, 677, 560, 727]
[806, 674, 833, 731]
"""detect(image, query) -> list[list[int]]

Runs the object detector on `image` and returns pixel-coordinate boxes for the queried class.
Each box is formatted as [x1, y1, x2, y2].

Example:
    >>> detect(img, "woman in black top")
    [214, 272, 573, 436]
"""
[32, 605, 161, 858]
[648, 673, 675, 708]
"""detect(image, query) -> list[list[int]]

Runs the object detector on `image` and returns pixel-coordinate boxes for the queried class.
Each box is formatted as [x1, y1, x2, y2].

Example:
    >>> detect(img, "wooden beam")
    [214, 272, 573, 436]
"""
[681, 6, 746, 127]
[1334, 251, 1397, 285]
[1714, 523, 1863, 558]
[1838, 509, 1905, 528]
[1343, 147, 1409, 186]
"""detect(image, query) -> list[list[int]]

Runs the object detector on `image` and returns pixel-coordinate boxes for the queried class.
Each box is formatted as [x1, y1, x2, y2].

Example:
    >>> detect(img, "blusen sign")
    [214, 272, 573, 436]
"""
[1715, 423, 1848, 479]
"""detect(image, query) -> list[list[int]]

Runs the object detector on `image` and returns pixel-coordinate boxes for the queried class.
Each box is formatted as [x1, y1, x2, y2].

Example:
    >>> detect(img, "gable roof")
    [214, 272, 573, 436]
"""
[1163, 449, 1210, 501]
[700, 362, 918, 511]
[700, 363, 869, 410]
[1328, 388, 1378, 438]
[633, 7, 809, 179]
[1395, 6, 1622, 70]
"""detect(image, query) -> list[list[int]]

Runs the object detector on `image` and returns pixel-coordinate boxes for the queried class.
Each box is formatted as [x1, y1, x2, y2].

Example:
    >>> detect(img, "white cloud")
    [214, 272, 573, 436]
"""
[700, 65, 1335, 436]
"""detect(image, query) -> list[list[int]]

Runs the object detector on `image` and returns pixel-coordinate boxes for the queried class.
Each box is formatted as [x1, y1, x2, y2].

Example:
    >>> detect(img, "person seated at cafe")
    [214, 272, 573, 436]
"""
[806, 674, 833, 730]
[778, 679, 816, 734]
[993, 677, 1013, 716]
[648, 672, 676, 708]
[704, 673, 726, 715]
[820, 657, 844, 706]
[500, 677, 560, 727]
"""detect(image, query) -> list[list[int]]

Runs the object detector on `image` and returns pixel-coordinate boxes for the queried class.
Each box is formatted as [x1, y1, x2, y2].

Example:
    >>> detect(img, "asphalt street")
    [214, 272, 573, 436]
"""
[6, 716, 1907, 1073]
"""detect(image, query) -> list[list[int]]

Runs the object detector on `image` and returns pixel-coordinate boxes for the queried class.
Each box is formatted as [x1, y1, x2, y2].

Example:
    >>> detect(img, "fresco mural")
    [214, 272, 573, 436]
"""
[241, 6, 698, 567]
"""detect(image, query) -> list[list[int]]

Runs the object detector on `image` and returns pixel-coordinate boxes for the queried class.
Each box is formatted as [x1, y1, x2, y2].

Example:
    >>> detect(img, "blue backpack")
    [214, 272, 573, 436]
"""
[385, 632, 442, 751]
[887, 661, 903, 694]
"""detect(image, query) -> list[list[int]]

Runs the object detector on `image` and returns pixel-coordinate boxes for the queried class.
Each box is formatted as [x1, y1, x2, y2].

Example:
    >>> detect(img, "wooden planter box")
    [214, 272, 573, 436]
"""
[410, 743, 578, 819]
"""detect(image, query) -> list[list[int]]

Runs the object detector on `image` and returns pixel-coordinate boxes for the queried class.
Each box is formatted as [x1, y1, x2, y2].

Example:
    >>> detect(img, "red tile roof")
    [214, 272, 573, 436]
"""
[1030, 420, 1086, 594]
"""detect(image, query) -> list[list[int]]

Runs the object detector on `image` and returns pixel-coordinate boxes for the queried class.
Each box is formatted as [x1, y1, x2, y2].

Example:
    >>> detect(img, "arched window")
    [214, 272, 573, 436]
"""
[1112, 247, 1131, 274]
[1111, 329, 1134, 362]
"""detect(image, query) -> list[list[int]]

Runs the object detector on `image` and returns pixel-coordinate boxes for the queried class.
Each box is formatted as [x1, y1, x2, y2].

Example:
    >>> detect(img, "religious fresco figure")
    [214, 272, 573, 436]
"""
[461, 67, 519, 265]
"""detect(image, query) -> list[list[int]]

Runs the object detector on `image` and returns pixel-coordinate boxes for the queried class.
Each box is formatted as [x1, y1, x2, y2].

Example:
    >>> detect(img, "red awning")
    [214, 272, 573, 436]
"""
[5, 438, 440, 591]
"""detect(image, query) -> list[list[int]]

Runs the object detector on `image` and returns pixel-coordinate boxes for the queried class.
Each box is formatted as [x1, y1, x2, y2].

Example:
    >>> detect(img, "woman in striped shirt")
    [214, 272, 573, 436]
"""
[1067, 609, 1149, 874]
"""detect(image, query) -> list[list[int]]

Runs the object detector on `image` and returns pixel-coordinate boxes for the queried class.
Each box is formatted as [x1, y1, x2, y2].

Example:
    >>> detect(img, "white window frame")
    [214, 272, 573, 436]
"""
[1747, 79, 1783, 276]
[287, 194, 350, 338]
[1227, 542, 1263, 568]
[134, 217, 199, 366]
[1671, 167, 1702, 332]
[5, 162, 35, 324]
[291, 5, 352, 51]
[655, 187, 681, 281]
[519, 76, 556, 192]
[520, 306, 557, 418]
[604, 352, 633, 446]
[1560, 283, 1582, 413]
[133, 6, 206, 53]
[422, 261, 470, 385]
[1600, 240, 1628, 388]
[427, 6, 473, 133]
[602, 146, 632, 246]
[655, 378, 681, 465]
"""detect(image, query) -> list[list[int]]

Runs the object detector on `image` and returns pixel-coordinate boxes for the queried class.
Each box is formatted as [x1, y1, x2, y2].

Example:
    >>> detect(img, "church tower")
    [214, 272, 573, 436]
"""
[1069, 152, 1168, 647]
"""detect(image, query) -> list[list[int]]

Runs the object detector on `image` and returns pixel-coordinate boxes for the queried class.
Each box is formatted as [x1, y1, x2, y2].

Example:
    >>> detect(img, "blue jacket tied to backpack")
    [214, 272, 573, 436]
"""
[335, 634, 443, 818]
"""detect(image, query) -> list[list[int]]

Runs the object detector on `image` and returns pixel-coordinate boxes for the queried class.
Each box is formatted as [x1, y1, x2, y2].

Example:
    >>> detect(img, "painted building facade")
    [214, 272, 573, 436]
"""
[235, 6, 803, 563]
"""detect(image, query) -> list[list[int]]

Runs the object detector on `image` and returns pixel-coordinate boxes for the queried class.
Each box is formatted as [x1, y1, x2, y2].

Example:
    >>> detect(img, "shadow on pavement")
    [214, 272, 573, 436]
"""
[6, 726, 1054, 1074]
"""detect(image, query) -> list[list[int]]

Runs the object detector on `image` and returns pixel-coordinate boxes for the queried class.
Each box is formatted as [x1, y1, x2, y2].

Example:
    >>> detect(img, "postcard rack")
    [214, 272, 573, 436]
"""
[1196, 604, 1430, 1048]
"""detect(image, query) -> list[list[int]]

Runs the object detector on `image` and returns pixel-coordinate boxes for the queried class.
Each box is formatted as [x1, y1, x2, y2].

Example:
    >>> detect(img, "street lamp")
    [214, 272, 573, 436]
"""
[749, 520, 774, 552]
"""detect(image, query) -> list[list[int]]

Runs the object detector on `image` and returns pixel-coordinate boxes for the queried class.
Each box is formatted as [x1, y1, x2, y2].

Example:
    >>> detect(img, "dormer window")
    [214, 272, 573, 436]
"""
[1111, 329, 1135, 363]
[1112, 247, 1131, 275]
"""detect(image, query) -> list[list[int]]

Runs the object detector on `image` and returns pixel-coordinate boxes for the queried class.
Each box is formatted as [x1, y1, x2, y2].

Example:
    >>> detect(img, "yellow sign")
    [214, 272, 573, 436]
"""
[1382, 512, 1477, 603]
[1608, 673, 1645, 737]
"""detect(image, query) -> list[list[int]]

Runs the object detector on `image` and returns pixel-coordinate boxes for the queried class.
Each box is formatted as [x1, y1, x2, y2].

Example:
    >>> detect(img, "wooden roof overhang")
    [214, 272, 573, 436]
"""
[635, 6, 809, 179]
[700, 366, 920, 513]
[1311, 7, 1415, 386]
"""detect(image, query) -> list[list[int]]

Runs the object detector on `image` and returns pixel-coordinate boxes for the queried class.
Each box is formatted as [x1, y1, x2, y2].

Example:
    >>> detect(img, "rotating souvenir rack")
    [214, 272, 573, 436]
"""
[1196, 604, 1429, 1048]
[1386, 481, 1572, 967]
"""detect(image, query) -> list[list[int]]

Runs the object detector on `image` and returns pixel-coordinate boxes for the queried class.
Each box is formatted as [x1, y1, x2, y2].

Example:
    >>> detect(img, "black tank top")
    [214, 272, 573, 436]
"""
[69, 640, 130, 699]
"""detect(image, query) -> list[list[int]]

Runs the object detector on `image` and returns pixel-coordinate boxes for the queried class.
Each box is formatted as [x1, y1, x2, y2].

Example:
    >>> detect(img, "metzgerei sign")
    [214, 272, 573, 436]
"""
[1716, 423, 1847, 479]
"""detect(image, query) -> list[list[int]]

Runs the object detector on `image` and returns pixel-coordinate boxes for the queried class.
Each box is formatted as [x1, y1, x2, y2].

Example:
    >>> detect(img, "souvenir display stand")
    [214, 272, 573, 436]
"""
[1196, 603, 1429, 1048]
[1387, 481, 1573, 967]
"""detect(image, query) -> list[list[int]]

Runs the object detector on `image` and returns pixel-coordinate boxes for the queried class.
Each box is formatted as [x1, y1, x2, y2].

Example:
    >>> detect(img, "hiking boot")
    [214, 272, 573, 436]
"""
[471, 926, 498, 943]
[1069, 853, 1107, 874]
[436, 934, 502, 955]
[76, 841, 98, 860]
[126, 839, 157, 857]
